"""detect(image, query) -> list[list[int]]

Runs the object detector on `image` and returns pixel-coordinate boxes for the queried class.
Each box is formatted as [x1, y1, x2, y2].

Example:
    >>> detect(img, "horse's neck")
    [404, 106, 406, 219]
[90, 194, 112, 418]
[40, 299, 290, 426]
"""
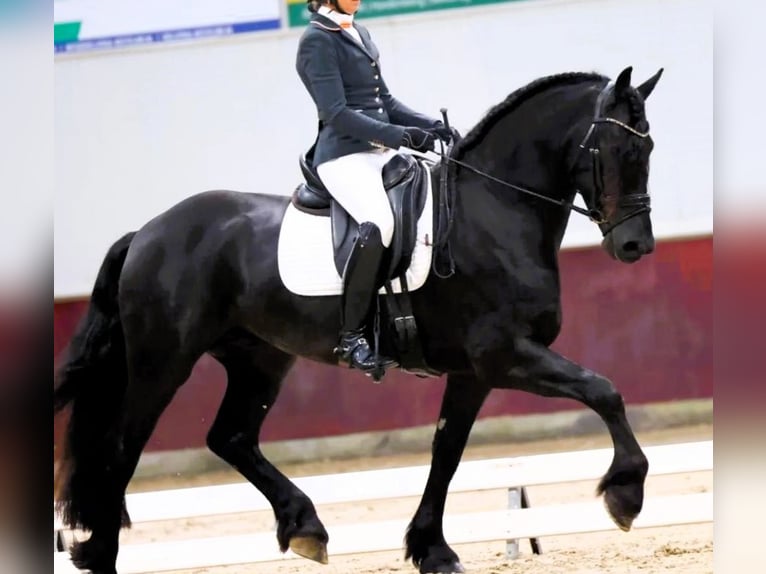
[475, 88, 591, 193]
[454, 86, 595, 255]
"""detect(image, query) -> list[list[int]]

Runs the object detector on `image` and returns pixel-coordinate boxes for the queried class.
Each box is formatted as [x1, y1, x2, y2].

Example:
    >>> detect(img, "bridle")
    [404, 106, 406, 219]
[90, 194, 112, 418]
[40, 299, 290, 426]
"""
[577, 81, 652, 236]
[429, 81, 653, 278]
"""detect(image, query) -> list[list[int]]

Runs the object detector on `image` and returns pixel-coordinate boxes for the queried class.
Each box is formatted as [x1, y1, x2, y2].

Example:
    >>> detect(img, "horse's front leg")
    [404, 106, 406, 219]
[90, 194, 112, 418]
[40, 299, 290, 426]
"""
[406, 373, 491, 574]
[479, 337, 649, 530]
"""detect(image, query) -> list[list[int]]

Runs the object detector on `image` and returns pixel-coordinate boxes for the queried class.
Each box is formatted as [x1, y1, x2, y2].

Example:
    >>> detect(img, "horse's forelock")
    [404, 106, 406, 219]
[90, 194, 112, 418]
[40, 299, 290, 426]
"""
[627, 90, 649, 131]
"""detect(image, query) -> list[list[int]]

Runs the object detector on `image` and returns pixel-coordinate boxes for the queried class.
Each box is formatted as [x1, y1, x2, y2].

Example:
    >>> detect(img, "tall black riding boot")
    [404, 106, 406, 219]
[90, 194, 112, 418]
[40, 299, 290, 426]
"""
[334, 222, 397, 374]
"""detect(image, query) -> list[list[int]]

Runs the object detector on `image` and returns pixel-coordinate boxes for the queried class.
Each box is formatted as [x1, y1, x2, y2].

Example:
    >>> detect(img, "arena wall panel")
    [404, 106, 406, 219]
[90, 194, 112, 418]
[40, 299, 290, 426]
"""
[54, 0, 712, 298]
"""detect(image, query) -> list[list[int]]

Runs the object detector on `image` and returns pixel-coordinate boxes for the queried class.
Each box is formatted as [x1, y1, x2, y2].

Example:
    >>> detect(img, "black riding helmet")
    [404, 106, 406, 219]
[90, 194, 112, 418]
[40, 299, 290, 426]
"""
[307, 1, 351, 15]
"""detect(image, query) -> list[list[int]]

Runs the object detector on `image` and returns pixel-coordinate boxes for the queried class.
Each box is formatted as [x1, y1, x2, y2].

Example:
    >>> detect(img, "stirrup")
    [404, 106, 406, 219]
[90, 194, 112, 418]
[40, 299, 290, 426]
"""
[334, 330, 397, 381]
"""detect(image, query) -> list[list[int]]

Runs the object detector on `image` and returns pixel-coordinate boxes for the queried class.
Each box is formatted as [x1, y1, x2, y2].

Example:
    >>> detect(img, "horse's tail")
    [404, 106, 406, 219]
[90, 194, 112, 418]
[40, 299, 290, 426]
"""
[54, 231, 136, 531]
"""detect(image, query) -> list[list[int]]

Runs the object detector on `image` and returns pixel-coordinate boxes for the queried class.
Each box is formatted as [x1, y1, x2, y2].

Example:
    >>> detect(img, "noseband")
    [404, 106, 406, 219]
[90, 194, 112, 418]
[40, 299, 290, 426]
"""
[577, 81, 652, 236]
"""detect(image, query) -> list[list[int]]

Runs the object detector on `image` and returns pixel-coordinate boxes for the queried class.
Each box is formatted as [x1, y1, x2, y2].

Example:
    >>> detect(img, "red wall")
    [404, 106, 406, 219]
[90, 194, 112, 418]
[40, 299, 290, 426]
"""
[53, 236, 713, 452]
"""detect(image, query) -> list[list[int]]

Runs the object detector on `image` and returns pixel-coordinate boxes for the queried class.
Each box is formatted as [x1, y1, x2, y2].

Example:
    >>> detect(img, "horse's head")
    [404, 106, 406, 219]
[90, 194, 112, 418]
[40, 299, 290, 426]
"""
[575, 66, 663, 263]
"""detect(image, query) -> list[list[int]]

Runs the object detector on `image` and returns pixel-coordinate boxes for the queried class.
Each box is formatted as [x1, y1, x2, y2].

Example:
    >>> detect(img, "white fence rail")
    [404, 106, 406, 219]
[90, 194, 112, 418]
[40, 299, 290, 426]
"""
[54, 440, 713, 573]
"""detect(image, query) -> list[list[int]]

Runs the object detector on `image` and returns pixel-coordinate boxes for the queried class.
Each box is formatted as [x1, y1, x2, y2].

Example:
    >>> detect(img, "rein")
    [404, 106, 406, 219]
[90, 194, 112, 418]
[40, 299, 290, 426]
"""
[436, 147, 602, 220]
[429, 85, 652, 278]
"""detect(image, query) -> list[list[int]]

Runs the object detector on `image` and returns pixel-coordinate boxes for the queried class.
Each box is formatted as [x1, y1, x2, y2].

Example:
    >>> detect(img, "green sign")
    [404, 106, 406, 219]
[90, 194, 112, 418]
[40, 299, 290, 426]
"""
[287, 0, 523, 28]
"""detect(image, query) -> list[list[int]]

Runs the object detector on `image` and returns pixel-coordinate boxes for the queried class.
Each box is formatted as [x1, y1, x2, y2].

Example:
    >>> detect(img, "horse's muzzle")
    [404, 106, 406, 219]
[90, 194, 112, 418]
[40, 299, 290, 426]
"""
[602, 234, 655, 263]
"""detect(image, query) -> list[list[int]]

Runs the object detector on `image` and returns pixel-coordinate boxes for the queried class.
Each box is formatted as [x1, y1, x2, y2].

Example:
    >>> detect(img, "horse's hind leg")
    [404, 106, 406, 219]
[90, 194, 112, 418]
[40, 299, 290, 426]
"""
[406, 374, 491, 574]
[207, 336, 329, 563]
[71, 350, 197, 574]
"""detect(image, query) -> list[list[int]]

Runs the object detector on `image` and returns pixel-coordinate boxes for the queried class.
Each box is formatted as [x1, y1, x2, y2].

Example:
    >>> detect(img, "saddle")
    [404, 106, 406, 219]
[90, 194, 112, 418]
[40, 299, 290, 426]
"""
[291, 146, 429, 280]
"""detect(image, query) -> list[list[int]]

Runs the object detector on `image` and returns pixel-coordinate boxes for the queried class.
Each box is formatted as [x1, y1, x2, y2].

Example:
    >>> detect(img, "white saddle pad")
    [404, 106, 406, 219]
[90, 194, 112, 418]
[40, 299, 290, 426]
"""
[277, 168, 434, 297]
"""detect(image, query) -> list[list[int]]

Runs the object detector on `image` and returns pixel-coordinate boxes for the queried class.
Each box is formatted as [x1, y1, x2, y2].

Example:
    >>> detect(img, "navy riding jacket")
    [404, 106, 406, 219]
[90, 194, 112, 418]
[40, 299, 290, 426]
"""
[296, 12, 440, 167]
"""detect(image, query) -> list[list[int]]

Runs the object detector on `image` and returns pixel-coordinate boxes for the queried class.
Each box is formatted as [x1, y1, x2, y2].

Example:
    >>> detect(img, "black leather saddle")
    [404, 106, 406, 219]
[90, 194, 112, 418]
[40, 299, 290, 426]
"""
[291, 146, 430, 280]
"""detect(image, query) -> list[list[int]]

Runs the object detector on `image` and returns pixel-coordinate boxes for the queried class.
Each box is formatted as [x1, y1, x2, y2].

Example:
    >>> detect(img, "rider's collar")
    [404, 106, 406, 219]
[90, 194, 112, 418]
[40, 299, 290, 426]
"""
[318, 5, 354, 29]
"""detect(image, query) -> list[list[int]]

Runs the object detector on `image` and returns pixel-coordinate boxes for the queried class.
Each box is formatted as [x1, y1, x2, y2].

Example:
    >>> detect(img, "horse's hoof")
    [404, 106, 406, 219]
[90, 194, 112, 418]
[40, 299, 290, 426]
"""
[421, 561, 465, 574]
[70, 538, 118, 574]
[603, 486, 640, 532]
[289, 535, 329, 564]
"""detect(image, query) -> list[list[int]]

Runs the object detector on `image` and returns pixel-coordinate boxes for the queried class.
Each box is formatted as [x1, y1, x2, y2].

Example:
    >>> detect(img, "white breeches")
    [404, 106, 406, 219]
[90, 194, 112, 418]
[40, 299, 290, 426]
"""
[316, 148, 398, 248]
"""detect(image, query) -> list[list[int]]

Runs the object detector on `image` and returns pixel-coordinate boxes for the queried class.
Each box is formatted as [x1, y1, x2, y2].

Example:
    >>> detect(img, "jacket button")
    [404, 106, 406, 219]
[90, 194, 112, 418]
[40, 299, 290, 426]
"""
[378, 108, 384, 113]
[375, 96, 381, 103]
[371, 62, 377, 67]
[375, 86, 380, 92]
[374, 74, 379, 80]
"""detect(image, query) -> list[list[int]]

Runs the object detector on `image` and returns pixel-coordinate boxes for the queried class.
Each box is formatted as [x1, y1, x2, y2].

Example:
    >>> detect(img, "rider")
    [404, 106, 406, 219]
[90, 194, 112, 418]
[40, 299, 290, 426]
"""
[296, 0, 453, 375]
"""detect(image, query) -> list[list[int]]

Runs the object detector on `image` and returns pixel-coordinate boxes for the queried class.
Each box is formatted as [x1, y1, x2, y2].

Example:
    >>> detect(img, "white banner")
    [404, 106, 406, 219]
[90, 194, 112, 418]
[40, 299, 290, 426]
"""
[54, 0, 282, 54]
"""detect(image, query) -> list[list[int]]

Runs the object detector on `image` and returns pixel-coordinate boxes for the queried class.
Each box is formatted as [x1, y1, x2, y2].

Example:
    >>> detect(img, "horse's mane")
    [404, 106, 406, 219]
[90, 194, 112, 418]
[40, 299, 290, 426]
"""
[452, 71, 608, 160]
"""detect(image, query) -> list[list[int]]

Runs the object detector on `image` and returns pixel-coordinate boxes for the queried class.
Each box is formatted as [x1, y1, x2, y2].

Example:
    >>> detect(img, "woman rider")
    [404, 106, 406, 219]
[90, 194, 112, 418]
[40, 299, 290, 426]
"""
[296, 0, 454, 375]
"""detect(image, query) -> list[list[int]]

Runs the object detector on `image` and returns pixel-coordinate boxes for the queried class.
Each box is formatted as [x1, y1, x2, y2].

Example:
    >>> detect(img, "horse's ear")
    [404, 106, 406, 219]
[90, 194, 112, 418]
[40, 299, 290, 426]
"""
[614, 66, 633, 97]
[636, 68, 664, 101]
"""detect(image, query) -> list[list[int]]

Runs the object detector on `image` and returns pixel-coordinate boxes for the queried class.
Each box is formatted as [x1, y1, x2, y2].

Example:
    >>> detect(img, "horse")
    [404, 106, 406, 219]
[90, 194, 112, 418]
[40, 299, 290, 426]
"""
[54, 65, 663, 574]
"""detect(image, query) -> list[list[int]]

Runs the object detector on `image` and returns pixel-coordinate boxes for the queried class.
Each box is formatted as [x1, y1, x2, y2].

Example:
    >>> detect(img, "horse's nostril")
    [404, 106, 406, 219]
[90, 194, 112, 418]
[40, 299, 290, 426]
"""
[622, 241, 639, 253]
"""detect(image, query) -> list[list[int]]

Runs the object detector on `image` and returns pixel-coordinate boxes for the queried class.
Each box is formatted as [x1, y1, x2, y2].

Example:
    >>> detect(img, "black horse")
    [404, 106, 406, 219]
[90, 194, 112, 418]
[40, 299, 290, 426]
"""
[54, 66, 663, 574]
